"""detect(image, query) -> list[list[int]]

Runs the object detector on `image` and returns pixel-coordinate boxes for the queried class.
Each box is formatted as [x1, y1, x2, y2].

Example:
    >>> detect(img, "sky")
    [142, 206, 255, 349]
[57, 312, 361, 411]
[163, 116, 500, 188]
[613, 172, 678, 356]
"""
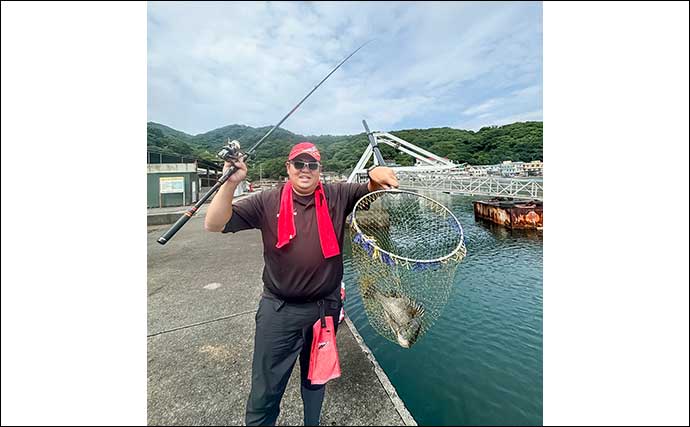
[147, 1, 542, 136]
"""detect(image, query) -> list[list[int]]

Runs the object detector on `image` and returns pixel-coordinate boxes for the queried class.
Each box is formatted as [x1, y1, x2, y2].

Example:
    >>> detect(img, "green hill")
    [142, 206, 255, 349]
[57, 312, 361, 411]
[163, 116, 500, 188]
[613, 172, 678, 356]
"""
[147, 121, 543, 180]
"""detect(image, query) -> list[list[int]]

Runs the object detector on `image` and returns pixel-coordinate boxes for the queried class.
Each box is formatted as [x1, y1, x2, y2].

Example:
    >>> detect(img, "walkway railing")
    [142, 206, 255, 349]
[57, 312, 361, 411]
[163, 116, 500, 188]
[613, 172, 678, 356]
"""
[400, 174, 542, 200]
[354, 171, 543, 200]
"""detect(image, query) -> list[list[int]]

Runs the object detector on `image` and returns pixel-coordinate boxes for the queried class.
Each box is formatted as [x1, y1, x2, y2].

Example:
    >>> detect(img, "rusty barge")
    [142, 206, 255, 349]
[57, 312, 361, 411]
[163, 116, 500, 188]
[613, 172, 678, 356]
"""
[473, 199, 543, 229]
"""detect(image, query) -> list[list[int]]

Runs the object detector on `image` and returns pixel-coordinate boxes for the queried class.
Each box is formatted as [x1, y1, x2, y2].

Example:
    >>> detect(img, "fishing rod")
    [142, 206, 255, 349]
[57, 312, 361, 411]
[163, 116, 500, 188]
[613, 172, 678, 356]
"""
[157, 41, 372, 245]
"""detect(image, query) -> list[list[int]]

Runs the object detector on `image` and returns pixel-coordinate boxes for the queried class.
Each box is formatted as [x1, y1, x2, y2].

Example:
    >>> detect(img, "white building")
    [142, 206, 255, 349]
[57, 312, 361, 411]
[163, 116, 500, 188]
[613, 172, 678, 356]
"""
[523, 160, 543, 176]
[466, 165, 489, 177]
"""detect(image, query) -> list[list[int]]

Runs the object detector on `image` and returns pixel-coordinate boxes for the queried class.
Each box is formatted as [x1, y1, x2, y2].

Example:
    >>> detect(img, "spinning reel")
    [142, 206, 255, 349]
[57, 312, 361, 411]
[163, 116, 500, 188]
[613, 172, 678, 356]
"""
[217, 138, 244, 162]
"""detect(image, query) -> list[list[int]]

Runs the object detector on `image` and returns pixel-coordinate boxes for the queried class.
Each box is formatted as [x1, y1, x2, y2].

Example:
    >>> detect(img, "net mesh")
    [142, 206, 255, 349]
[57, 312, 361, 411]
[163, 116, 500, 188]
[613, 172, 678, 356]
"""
[350, 190, 467, 348]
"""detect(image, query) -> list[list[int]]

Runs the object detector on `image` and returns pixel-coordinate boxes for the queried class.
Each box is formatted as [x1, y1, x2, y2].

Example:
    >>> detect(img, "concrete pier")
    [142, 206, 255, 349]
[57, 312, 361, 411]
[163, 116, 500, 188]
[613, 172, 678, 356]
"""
[147, 209, 415, 426]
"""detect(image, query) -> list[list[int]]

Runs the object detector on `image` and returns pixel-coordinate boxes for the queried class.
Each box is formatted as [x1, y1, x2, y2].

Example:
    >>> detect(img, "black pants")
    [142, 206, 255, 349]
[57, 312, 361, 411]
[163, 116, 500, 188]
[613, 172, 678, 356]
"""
[245, 293, 341, 426]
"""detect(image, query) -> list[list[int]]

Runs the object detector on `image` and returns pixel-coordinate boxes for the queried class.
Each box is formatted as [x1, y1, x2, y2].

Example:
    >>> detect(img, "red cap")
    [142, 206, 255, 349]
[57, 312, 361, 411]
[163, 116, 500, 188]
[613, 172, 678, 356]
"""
[288, 142, 321, 161]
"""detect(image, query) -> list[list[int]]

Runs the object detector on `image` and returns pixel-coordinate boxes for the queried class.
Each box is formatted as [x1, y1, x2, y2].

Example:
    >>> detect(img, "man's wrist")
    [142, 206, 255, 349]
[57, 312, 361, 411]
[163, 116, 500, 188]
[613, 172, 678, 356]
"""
[220, 179, 239, 191]
[367, 165, 379, 180]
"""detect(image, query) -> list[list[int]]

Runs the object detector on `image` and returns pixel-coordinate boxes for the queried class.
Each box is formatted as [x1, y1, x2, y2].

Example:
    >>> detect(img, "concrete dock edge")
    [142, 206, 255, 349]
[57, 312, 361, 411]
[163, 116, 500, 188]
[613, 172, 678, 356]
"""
[343, 317, 418, 426]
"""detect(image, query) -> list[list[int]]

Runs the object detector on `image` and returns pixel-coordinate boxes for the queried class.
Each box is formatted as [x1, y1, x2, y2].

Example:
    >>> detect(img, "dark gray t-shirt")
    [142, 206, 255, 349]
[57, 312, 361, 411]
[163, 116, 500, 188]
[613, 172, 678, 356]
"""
[223, 182, 369, 302]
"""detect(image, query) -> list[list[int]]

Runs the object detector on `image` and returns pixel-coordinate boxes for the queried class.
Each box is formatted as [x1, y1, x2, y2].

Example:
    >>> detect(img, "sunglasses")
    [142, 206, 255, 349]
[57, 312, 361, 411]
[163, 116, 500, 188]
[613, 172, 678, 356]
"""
[290, 160, 320, 171]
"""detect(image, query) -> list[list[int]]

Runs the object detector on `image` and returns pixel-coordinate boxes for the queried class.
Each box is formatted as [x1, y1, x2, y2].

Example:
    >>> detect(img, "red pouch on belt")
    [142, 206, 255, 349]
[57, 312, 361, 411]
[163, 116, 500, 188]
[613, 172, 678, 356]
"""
[307, 305, 341, 385]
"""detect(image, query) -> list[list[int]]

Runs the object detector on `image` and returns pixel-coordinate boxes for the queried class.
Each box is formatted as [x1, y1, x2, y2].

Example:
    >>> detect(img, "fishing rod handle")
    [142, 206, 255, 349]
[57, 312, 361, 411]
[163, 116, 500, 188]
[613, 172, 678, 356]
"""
[156, 164, 239, 245]
[156, 208, 194, 245]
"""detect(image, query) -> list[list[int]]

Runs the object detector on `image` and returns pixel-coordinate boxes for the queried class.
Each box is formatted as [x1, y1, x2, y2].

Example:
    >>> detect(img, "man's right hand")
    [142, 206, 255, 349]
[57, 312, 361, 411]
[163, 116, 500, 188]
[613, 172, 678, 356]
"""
[223, 159, 248, 184]
[206, 158, 247, 232]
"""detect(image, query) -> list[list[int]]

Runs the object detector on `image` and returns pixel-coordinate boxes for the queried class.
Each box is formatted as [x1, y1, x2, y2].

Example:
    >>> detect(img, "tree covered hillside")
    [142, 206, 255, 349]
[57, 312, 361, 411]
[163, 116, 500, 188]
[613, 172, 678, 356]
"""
[147, 121, 542, 180]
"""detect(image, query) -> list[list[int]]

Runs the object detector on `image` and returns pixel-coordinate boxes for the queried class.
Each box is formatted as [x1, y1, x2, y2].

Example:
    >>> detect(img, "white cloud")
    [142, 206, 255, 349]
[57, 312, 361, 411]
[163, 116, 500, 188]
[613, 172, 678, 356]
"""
[455, 84, 543, 130]
[148, 1, 542, 135]
[463, 99, 502, 116]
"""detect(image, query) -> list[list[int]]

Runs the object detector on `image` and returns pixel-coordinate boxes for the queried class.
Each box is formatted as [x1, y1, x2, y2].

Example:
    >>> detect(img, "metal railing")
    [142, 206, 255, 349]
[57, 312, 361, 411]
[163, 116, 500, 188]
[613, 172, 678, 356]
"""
[400, 174, 542, 200]
[354, 171, 543, 200]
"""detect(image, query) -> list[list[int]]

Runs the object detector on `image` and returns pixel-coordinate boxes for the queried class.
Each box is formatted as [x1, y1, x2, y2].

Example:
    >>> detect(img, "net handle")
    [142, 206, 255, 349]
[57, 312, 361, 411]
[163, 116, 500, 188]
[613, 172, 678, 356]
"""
[350, 189, 466, 264]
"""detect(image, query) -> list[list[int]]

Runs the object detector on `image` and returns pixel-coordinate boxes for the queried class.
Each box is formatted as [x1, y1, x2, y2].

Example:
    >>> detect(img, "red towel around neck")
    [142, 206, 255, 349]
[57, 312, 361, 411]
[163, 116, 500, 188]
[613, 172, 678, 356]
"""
[276, 182, 340, 258]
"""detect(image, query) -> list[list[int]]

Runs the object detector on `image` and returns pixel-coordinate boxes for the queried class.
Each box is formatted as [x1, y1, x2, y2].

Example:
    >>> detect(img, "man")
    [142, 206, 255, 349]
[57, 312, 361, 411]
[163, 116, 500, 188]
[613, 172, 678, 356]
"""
[205, 142, 398, 426]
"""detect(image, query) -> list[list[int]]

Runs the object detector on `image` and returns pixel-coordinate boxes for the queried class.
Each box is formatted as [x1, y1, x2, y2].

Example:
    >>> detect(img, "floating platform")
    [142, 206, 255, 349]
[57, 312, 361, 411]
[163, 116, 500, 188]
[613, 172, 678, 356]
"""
[473, 199, 543, 229]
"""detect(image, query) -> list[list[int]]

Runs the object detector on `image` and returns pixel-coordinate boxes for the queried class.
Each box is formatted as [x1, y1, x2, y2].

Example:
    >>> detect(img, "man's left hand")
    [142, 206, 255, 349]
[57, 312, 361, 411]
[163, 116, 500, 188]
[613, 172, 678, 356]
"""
[368, 166, 399, 190]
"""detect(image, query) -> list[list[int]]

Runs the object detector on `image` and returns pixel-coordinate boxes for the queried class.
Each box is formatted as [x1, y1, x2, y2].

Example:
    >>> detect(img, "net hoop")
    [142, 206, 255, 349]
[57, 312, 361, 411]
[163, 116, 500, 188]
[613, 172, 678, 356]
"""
[351, 189, 466, 265]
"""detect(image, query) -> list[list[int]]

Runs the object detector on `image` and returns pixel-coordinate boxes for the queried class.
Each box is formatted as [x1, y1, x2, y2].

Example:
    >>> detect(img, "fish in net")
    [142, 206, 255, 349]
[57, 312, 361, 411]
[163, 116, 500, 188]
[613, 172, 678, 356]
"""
[350, 189, 467, 348]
